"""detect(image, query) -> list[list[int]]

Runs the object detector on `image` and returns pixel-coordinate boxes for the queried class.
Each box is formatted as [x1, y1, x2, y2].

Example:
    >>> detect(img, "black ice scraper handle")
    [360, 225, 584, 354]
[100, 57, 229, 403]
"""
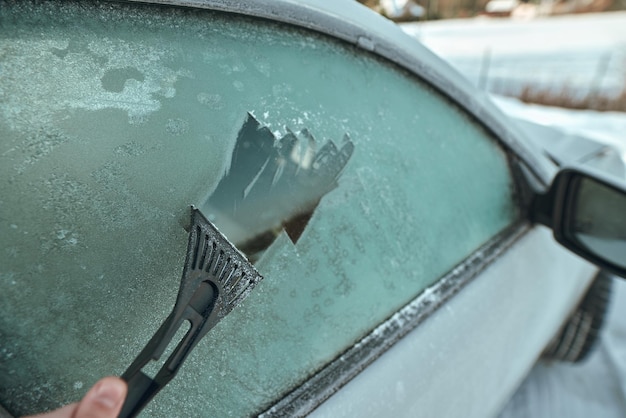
[118, 207, 263, 418]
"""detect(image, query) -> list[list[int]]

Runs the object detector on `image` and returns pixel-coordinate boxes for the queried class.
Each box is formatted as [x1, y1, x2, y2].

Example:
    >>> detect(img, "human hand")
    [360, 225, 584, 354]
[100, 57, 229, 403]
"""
[24, 377, 127, 418]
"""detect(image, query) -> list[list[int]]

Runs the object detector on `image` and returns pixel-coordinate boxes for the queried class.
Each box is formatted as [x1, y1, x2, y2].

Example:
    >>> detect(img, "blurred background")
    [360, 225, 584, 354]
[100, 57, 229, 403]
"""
[360, 0, 626, 115]
[359, 0, 625, 22]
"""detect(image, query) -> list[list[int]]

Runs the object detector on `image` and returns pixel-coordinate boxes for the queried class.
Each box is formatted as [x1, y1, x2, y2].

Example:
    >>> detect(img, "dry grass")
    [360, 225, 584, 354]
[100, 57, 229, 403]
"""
[497, 83, 626, 112]
[488, 50, 626, 113]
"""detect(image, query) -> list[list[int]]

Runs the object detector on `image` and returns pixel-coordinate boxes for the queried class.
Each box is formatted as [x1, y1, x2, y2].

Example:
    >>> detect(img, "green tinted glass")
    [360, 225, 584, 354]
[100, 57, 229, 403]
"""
[0, 1, 517, 416]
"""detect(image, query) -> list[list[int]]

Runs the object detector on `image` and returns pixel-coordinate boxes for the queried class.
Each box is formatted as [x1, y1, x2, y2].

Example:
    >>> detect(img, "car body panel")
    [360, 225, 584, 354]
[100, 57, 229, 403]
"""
[513, 118, 625, 177]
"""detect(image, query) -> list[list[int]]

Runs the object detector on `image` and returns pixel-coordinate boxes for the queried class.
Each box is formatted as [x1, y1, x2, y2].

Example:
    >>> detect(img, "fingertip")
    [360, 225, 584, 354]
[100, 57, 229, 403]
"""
[74, 377, 127, 418]
[93, 377, 127, 410]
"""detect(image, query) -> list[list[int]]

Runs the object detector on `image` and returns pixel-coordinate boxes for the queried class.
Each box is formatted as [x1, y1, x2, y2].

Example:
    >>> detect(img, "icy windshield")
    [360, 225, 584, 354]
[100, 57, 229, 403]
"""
[0, 1, 516, 416]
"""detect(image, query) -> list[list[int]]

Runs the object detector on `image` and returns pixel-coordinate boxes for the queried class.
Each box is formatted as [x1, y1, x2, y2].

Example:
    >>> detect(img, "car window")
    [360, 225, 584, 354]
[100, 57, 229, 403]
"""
[0, 1, 518, 416]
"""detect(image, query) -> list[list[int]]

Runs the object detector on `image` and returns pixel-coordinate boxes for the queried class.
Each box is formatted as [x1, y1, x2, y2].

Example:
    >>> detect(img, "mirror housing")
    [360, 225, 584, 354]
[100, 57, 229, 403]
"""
[532, 166, 626, 279]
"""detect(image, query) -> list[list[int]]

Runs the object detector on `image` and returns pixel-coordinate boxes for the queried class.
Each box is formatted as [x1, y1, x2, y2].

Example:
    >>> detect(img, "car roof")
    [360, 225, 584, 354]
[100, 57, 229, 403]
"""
[124, 0, 554, 184]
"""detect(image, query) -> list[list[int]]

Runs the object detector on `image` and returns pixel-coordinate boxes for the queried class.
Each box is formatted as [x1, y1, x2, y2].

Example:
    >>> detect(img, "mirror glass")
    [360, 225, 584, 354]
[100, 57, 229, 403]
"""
[570, 176, 626, 269]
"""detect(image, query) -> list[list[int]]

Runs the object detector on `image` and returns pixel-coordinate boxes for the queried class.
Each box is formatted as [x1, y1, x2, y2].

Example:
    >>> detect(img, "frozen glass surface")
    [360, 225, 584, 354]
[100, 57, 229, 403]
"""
[0, 1, 517, 416]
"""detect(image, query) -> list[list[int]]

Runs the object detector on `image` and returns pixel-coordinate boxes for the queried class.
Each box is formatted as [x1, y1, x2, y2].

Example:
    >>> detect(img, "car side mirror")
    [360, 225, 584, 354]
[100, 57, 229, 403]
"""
[532, 166, 626, 278]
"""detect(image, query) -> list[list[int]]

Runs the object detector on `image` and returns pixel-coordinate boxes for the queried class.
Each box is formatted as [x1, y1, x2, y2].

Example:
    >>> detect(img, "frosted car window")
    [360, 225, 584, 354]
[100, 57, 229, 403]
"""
[0, 2, 517, 416]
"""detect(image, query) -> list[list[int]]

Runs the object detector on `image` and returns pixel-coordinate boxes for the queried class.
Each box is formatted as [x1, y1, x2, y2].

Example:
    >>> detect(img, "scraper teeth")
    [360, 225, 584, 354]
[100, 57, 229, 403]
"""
[185, 207, 262, 314]
[221, 263, 238, 287]
[205, 241, 217, 273]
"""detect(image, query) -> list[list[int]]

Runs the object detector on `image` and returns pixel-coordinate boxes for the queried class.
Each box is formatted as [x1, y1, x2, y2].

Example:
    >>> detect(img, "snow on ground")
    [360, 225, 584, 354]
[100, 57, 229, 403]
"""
[402, 12, 626, 417]
[401, 13, 626, 157]
[403, 12, 626, 98]
[493, 95, 626, 158]
[498, 278, 626, 418]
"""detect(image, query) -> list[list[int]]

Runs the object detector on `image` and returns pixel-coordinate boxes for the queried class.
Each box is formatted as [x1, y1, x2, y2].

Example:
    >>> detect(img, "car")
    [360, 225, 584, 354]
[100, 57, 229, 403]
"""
[1, 1, 625, 417]
[378, 0, 426, 21]
[484, 0, 520, 16]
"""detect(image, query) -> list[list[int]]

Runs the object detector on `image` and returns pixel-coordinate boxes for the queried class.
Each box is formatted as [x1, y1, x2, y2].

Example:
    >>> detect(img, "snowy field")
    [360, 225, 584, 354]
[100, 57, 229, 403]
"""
[402, 12, 626, 156]
[402, 12, 626, 417]
[493, 95, 626, 158]
[403, 12, 626, 98]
